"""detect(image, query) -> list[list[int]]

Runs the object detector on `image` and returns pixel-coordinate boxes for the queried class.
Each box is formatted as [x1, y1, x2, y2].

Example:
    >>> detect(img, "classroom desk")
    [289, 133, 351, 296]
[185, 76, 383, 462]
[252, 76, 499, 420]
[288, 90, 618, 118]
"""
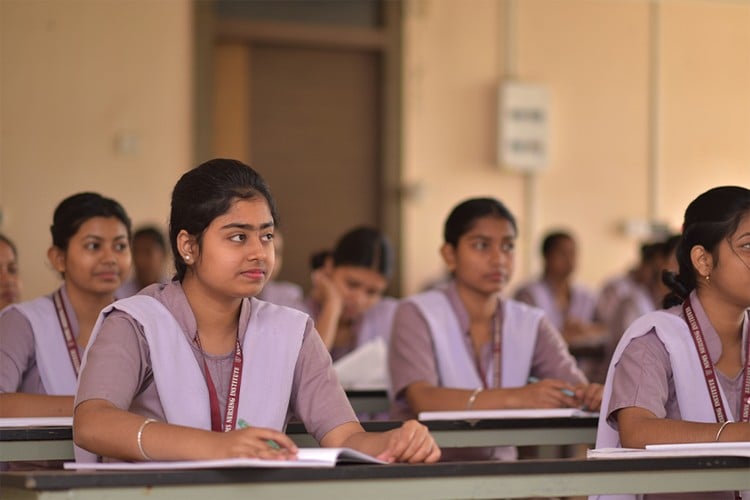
[2, 456, 749, 499]
[288, 416, 598, 448]
[0, 416, 598, 462]
[344, 389, 389, 415]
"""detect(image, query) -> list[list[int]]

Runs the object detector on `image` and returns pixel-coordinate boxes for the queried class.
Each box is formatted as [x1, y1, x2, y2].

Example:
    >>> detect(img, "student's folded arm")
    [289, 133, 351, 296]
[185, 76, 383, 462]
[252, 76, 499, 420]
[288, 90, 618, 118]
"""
[616, 406, 750, 448]
[0, 393, 73, 417]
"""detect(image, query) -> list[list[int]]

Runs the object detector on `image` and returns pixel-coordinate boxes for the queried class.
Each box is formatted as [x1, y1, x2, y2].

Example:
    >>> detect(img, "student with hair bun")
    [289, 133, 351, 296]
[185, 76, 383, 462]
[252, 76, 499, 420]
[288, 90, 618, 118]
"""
[389, 197, 602, 459]
[302, 226, 397, 361]
[0, 233, 21, 311]
[73, 159, 439, 464]
[0, 193, 132, 417]
[594, 186, 750, 500]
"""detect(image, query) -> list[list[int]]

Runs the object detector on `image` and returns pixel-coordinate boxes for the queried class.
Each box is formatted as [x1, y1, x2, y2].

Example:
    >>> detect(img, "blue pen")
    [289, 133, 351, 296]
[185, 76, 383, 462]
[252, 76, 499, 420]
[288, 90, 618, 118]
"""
[527, 377, 576, 398]
[237, 419, 282, 450]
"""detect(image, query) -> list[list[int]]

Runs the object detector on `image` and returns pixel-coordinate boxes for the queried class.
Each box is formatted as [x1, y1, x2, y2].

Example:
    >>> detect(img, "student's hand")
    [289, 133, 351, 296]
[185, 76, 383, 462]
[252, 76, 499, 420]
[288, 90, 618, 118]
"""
[516, 378, 580, 408]
[375, 420, 441, 464]
[575, 383, 603, 412]
[310, 269, 343, 309]
[216, 427, 298, 460]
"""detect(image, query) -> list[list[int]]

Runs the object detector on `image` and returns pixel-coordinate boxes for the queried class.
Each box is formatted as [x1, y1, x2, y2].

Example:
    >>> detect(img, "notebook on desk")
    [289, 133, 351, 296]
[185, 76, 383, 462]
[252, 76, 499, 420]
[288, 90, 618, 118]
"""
[588, 441, 750, 459]
[0, 417, 73, 427]
[418, 408, 599, 421]
[64, 448, 387, 470]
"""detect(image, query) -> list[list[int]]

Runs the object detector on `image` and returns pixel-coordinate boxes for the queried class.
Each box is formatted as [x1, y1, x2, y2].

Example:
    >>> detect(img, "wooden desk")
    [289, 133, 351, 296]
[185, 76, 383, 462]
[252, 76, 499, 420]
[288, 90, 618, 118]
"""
[1, 416, 597, 462]
[2, 456, 748, 499]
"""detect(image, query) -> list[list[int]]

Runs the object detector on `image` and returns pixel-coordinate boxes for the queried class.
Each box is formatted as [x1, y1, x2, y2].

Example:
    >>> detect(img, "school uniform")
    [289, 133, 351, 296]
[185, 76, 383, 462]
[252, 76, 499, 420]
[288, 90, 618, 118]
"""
[389, 282, 586, 459]
[514, 278, 599, 331]
[257, 280, 305, 309]
[115, 275, 170, 300]
[75, 281, 357, 461]
[0, 285, 80, 395]
[593, 291, 749, 500]
[296, 296, 398, 362]
[596, 274, 641, 326]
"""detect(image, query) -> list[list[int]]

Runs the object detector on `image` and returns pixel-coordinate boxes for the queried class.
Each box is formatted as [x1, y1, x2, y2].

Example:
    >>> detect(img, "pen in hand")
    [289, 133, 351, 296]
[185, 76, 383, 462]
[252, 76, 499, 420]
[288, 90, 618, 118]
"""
[237, 419, 282, 450]
[527, 376, 576, 398]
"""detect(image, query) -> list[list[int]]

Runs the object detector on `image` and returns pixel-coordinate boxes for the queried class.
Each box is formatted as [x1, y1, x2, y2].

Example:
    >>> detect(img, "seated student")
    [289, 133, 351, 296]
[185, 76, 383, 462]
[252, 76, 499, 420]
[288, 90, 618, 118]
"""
[514, 230, 606, 381]
[73, 159, 439, 464]
[0, 233, 21, 311]
[256, 229, 304, 308]
[0, 193, 132, 417]
[389, 197, 602, 459]
[116, 226, 169, 298]
[299, 227, 398, 362]
[594, 186, 750, 500]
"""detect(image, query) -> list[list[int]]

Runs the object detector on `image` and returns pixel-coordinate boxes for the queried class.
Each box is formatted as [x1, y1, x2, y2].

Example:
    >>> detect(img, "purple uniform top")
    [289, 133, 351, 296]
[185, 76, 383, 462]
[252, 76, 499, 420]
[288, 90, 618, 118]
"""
[257, 280, 305, 309]
[0, 286, 77, 394]
[389, 281, 587, 420]
[514, 278, 599, 330]
[75, 282, 357, 443]
[596, 294, 747, 500]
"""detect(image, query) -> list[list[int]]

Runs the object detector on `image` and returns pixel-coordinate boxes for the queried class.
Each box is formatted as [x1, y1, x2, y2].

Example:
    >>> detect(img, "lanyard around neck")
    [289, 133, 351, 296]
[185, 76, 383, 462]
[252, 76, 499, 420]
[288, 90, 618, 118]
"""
[472, 312, 502, 389]
[194, 334, 244, 432]
[682, 298, 750, 424]
[53, 289, 81, 377]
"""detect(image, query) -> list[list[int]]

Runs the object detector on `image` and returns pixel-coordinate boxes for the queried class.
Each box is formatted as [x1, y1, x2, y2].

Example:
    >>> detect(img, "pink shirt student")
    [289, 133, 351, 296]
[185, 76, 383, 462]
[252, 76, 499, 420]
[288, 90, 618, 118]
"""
[76, 281, 356, 446]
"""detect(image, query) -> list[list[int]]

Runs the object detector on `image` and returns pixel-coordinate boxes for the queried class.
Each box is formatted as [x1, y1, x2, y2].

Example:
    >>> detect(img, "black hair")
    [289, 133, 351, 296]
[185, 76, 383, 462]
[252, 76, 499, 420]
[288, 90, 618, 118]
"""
[662, 186, 750, 307]
[0, 233, 17, 258]
[541, 230, 574, 257]
[330, 227, 393, 280]
[133, 226, 167, 252]
[639, 241, 663, 263]
[310, 250, 331, 271]
[444, 197, 518, 247]
[50, 192, 132, 250]
[169, 158, 278, 282]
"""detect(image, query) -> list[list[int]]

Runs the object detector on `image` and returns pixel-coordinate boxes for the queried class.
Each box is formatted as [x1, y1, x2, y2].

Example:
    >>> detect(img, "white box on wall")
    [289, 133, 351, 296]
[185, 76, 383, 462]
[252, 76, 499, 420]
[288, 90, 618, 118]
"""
[498, 82, 549, 172]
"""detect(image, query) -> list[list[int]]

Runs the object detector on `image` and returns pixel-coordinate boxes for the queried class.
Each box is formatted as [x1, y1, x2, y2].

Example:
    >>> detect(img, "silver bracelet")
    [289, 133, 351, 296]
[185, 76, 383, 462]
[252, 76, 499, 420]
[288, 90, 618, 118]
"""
[715, 421, 732, 442]
[466, 388, 483, 410]
[137, 418, 157, 461]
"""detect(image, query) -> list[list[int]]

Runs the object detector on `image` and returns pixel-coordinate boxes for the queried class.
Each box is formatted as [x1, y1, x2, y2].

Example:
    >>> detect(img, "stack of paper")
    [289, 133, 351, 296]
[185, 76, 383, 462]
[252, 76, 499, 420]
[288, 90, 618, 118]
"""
[332, 338, 389, 390]
[588, 441, 750, 459]
[64, 448, 386, 470]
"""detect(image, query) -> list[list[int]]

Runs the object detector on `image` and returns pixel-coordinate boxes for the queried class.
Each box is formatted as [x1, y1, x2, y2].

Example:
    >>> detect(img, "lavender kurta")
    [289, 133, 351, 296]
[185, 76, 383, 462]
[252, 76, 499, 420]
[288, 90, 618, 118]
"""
[514, 278, 598, 331]
[593, 292, 748, 500]
[75, 282, 357, 445]
[0, 286, 78, 395]
[257, 280, 304, 309]
[389, 282, 587, 419]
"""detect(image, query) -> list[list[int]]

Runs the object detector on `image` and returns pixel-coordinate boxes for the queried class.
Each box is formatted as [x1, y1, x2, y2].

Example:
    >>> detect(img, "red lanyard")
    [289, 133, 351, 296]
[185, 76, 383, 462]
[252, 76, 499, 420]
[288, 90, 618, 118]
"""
[472, 312, 502, 389]
[53, 290, 81, 377]
[683, 298, 750, 424]
[194, 334, 244, 432]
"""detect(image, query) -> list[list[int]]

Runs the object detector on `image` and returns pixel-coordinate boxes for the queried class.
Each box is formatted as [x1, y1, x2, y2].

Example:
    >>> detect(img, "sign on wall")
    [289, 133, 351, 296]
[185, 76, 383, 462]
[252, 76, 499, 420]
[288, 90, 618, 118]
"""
[498, 82, 549, 172]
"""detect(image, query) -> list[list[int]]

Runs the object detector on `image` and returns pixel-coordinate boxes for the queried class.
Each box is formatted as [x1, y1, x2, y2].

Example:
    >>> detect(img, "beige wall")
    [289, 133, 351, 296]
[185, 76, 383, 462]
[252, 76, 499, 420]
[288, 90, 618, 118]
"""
[400, 0, 750, 296]
[0, 0, 193, 300]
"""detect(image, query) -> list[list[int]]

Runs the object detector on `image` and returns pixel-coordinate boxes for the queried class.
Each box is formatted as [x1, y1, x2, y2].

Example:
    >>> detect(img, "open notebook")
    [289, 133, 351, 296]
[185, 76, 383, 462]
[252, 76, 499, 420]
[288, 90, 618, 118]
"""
[419, 408, 599, 421]
[64, 448, 387, 470]
[0, 417, 73, 427]
[588, 441, 750, 459]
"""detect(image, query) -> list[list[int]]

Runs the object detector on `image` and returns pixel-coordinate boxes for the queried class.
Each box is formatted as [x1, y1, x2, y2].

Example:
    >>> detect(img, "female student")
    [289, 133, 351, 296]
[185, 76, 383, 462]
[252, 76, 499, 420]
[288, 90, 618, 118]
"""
[0, 193, 132, 417]
[389, 197, 602, 458]
[0, 234, 21, 311]
[73, 159, 439, 463]
[594, 186, 750, 499]
[301, 226, 397, 361]
[116, 226, 169, 298]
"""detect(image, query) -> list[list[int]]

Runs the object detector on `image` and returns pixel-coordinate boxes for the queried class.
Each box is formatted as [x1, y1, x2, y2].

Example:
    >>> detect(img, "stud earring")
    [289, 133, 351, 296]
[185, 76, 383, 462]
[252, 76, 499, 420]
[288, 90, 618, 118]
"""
[184, 255, 191, 261]
[705, 274, 710, 282]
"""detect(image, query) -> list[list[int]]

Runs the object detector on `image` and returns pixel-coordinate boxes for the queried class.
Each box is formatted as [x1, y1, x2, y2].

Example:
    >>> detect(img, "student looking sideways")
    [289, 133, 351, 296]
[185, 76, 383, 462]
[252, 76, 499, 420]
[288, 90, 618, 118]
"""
[389, 197, 602, 458]
[594, 186, 750, 500]
[0, 233, 21, 311]
[0, 193, 132, 417]
[73, 159, 439, 464]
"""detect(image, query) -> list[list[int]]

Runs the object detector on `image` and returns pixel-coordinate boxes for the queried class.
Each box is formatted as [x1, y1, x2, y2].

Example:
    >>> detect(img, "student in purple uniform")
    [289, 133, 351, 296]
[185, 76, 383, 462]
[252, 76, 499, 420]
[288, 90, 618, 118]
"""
[594, 186, 750, 500]
[0, 234, 21, 311]
[301, 227, 398, 361]
[0, 193, 132, 417]
[389, 198, 602, 458]
[116, 226, 169, 299]
[74, 159, 439, 463]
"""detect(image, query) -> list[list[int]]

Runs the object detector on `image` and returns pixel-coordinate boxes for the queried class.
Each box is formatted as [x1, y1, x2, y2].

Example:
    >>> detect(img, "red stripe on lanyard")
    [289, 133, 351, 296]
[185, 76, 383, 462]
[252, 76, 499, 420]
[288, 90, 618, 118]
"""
[682, 298, 750, 424]
[53, 290, 81, 377]
[195, 335, 243, 432]
[473, 310, 502, 389]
